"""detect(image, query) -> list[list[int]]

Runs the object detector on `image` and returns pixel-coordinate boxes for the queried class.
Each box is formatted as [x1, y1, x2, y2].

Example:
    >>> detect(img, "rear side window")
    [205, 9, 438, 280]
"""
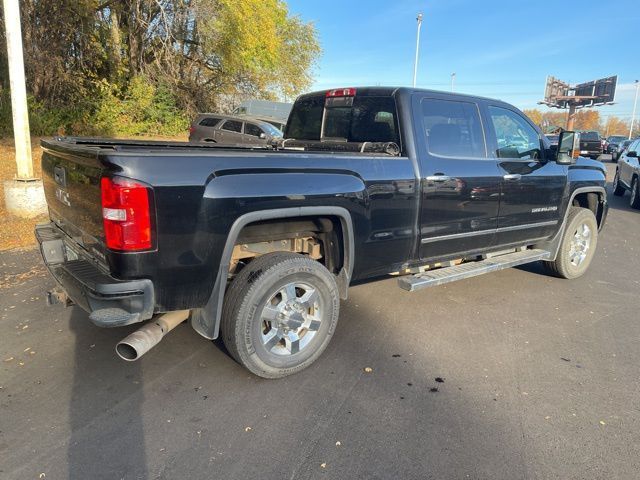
[244, 123, 264, 137]
[221, 120, 242, 133]
[422, 98, 486, 158]
[488, 106, 541, 160]
[199, 117, 221, 127]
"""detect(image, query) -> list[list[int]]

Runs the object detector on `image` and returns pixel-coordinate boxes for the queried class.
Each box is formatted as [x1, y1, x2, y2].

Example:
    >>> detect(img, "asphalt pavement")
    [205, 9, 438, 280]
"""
[1, 159, 639, 480]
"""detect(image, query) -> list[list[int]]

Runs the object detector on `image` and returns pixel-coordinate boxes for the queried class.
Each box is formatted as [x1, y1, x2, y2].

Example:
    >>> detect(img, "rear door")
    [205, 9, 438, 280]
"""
[485, 105, 566, 246]
[216, 119, 244, 144]
[414, 94, 502, 261]
[193, 116, 222, 142]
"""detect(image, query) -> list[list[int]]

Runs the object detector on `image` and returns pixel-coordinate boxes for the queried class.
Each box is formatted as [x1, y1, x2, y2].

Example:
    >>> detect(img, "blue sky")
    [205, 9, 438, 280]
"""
[287, 0, 639, 119]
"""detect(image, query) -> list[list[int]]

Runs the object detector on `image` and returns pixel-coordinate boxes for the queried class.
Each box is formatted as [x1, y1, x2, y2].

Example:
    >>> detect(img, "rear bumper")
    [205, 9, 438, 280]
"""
[35, 223, 155, 327]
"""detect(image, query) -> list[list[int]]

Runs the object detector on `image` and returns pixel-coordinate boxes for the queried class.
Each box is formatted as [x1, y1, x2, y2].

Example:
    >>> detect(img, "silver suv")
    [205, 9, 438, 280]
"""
[189, 114, 283, 144]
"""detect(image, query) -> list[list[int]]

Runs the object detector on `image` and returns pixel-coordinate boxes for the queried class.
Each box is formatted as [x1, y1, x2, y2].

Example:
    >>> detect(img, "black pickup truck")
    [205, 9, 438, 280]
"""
[578, 131, 603, 159]
[36, 87, 608, 378]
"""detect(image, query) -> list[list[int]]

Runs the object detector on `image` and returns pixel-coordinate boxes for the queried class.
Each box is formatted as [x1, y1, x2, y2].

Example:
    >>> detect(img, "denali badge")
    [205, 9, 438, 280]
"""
[55, 187, 71, 207]
[531, 206, 558, 213]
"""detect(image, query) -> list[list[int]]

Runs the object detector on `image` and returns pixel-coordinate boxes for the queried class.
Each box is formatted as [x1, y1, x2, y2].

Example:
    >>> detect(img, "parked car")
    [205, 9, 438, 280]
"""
[605, 135, 627, 156]
[36, 87, 608, 379]
[189, 114, 283, 144]
[613, 137, 640, 208]
[577, 131, 603, 159]
[613, 139, 633, 162]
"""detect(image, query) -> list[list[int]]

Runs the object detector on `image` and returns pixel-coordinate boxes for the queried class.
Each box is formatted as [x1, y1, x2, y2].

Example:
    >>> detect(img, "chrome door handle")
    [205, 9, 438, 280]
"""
[503, 174, 522, 181]
[426, 175, 451, 182]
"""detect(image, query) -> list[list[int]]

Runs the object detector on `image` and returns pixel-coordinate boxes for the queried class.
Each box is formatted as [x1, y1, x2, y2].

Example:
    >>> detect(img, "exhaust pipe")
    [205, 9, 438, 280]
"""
[116, 310, 190, 362]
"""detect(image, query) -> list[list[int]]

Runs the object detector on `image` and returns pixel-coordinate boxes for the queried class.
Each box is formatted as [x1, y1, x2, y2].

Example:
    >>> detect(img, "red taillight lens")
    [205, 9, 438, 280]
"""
[101, 176, 153, 251]
[189, 125, 195, 134]
[326, 87, 356, 98]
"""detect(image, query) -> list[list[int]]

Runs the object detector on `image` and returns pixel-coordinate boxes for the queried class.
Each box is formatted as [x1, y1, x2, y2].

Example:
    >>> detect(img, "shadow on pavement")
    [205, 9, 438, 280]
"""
[67, 307, 147, 480]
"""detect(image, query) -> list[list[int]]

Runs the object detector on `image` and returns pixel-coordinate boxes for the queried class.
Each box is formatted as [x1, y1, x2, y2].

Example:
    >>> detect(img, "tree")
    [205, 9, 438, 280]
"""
[0, 0, 321, 135]
[573, 110, 600, 131]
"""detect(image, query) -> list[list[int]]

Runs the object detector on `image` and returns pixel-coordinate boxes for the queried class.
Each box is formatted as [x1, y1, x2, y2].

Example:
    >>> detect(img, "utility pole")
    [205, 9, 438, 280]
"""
[3, 0, 33, 179]
[566, 104, 577, 131]
[412, 12, 423, 88]
[2, 0, 46, 219]
[630, 80, 639, 139]
[450, 72, 456, 92]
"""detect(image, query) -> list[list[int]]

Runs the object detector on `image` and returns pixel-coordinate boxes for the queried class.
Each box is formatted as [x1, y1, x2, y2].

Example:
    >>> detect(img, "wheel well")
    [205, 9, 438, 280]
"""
[571, 191, 605, 227]
[231, 216, 345, 276]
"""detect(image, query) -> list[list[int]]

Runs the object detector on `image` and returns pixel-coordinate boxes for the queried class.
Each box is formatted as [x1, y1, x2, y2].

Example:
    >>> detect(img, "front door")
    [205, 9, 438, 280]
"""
[485, 105, 566, 246]
[415, 94, 502, 261]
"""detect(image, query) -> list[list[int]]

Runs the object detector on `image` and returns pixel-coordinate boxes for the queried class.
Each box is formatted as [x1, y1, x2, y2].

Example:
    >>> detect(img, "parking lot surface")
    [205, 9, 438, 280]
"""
[1, 161, 639, 480]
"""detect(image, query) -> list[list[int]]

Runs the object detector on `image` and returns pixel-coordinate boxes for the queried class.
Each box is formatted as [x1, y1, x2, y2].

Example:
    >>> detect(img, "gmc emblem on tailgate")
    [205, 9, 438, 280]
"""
[55, 187, 71, 206]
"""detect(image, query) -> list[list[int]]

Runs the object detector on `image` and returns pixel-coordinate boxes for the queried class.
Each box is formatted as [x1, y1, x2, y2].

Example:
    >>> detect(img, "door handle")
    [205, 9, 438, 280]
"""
[503, 174, 522, 181]
[426, 175, 451, 182]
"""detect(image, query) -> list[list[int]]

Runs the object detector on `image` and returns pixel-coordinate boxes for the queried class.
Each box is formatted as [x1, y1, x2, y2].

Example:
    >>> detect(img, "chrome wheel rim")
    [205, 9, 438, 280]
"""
[259, 282, 322, 356]
[569, 222, 591, 267]
[631, 181, 638, 206]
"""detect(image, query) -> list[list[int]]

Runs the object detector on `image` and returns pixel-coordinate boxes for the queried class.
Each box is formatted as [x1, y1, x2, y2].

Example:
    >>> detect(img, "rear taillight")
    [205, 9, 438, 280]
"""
[326, 87, 356, 98]
[101, 176, 154, 251]
[189, 125, 195, 134]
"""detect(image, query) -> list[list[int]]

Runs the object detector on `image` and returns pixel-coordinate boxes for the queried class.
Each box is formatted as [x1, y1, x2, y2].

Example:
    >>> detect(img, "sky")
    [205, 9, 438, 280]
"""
[287, 0, 640, 121]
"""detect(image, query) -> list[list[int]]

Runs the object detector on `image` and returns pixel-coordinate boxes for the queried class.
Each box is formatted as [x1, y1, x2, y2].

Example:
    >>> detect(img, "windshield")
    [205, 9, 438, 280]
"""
[608, 136, 626, 143]
[261, 122, 283, 136]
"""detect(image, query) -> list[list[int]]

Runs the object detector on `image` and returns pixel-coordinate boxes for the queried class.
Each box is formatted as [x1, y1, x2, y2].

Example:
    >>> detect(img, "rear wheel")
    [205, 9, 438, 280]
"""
[630, 178, 640, 209]
[613, 169, 626, 196]
[221, 252, 340, 378]
[543, 207, 598, 279]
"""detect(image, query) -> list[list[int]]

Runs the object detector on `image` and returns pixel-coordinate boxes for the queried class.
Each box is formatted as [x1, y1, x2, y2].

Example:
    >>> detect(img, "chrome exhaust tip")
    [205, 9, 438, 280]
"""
[115, 310, 189, 362]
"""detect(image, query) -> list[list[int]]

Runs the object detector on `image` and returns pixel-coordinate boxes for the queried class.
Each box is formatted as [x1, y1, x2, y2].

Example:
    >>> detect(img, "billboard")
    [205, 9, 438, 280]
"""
[543, 76, 570, 108]
[541, 75, 617, 109]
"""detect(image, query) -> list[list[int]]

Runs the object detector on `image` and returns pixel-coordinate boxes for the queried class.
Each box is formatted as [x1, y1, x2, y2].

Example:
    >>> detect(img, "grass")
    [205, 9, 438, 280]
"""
[0, 134, 187, 252]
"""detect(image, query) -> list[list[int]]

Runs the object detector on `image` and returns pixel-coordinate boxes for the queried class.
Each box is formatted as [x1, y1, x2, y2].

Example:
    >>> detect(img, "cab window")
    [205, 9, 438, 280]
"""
[421, 98, 486, 158]
[488, 106, 542, 160]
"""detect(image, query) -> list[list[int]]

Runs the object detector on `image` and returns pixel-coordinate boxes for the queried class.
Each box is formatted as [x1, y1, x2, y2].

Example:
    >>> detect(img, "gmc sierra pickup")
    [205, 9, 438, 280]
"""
[36, 87, 608, 378]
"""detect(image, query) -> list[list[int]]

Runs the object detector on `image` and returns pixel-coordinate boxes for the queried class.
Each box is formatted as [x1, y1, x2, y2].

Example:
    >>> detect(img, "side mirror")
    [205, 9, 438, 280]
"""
[556, 131, 579, 165]
[259, 133, 267, 139]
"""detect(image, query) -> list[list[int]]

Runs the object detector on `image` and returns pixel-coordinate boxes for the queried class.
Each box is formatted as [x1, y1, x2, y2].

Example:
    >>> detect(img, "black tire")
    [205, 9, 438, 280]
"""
[630, 177, 640, 209]
[613, 169, 626, 196]
[543, 207, 598, 280]
[221, 252, 340, 378]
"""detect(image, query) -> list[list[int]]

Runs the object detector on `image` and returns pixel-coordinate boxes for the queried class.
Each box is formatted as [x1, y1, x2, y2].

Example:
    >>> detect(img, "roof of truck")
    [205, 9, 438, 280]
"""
[295, 86, 503, 104]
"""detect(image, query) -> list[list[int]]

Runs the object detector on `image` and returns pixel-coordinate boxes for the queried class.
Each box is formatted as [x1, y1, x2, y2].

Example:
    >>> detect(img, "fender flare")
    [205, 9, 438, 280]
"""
[190, 206, 355, 340]
[535, 186, 607, 260]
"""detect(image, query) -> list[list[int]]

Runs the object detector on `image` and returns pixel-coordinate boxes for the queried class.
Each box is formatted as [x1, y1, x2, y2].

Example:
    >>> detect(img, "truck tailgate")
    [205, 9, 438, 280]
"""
[41, 140, 107, 262]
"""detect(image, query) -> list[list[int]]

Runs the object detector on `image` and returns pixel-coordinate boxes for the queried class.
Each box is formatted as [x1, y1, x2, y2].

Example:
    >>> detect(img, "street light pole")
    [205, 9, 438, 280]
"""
[412, 13, 423, 88]
[450, 72, 456, 92]
[630, 80, 639, 140]
[3, 0, 33, 180]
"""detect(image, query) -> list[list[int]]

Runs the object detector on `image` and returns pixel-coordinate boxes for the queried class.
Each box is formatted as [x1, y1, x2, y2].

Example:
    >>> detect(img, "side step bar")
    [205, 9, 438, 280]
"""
[398, 249, 551, 292]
